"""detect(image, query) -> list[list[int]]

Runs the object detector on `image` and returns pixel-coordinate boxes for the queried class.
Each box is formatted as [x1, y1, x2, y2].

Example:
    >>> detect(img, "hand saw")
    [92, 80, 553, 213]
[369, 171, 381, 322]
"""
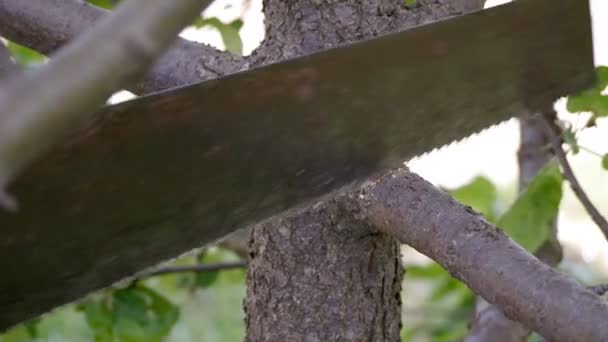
[0, 0, 594, 329]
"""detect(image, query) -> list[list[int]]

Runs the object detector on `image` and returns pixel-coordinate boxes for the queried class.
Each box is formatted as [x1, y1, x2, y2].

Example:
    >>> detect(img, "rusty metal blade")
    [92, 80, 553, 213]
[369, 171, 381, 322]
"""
[0, 0, 594, 329]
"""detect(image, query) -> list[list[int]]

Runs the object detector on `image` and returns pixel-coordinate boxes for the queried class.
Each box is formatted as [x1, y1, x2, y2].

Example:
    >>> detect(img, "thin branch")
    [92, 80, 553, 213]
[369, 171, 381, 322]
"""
[139, 260, 246, 278]
[580, 145, 604, 158]
[0, 0, 214, 202]
[351, 168, 608, 341]
[0, 0, 246, 94]
[541, 111, 608, 240]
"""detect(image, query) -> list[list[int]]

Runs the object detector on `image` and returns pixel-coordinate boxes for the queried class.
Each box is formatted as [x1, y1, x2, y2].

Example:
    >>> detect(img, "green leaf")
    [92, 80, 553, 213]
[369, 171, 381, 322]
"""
[222, 266, 247, 284]
[447, 176, 497, 222]
[405, 263, 446, 278]
[83, 298, 114, 341]
[405, 263, 473, 304]
[153, 254, 197, 291]
[497, 162, 562, 252]
[404, 262, 474, 342]
[193, 17, 243, 55]
[567, 66, 608, 118]
[562, 129, 579, 154]
[603, 154, 608, 170]
[230, 19, 244, 31]
[210, 251, 246, 284]
[113, 285, 179, 342]
[430, 277, 472, 305]
[432, 319, 469, 342]
[23, 318, 40, 338]
[5, 41, 45, 68]
[404, 0, 417, 6]
[194, 249, 225, 288]
[87, 0, 119, 9]
[81, 285, 179, 342]
[0, 325, 32, 342]
[195, 270, 220, 288]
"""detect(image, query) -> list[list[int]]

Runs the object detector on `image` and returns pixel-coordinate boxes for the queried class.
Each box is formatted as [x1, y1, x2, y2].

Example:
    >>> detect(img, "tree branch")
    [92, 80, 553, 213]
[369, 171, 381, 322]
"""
[541, 111, 608, 240]
[351, 168, 608, 341]
[0, 0, 216, 199]
[465, 115, 563, 342]
[0, 0, 247, 94]
[139, 260, 246, 278]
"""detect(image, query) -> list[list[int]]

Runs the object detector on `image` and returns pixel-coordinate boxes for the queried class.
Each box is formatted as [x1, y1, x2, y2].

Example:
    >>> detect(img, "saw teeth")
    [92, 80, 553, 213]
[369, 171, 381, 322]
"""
[414, 117, 516, 160]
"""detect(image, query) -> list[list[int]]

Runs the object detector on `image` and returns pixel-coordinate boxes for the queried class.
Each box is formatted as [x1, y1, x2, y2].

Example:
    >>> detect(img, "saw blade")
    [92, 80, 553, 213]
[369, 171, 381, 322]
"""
[0, 0, 595, 330]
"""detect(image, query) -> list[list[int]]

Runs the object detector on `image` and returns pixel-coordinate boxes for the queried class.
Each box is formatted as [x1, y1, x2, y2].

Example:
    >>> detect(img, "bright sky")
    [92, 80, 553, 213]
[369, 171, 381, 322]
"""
[180, 0, 608, 278]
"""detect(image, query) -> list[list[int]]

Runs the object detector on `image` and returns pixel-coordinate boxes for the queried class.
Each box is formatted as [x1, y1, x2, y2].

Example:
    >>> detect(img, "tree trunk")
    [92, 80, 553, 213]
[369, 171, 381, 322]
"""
[245, 0, 482, 340]
[245, 201, 402, 341]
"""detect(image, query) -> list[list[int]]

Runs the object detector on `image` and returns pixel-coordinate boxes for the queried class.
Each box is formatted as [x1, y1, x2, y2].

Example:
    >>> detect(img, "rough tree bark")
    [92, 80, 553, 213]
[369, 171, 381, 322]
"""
[245, 0, 483, 340]
[246, 201, 402, 341]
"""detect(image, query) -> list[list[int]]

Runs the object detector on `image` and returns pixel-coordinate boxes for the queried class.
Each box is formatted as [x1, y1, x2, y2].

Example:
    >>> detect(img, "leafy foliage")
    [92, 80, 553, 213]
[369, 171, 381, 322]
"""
[23, 318, 40, 339]
[0, 247, 245, 341]
[81, 285, 179, 342]
[5, 41, 45, 68]
[447, 162, 563, 253]
[498, 162, 562, 252]
[83, 297, 113, 341]
[567, 66, 608, 118]
[402, 263, 475, 341]
[0, 308, 42, 340]
[448, 176, 497, 222]
[562, 127, 580, 154]
[195, 250, 223, 288]
[87, 0, 121, 10]
[0, 325, 32, 342]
